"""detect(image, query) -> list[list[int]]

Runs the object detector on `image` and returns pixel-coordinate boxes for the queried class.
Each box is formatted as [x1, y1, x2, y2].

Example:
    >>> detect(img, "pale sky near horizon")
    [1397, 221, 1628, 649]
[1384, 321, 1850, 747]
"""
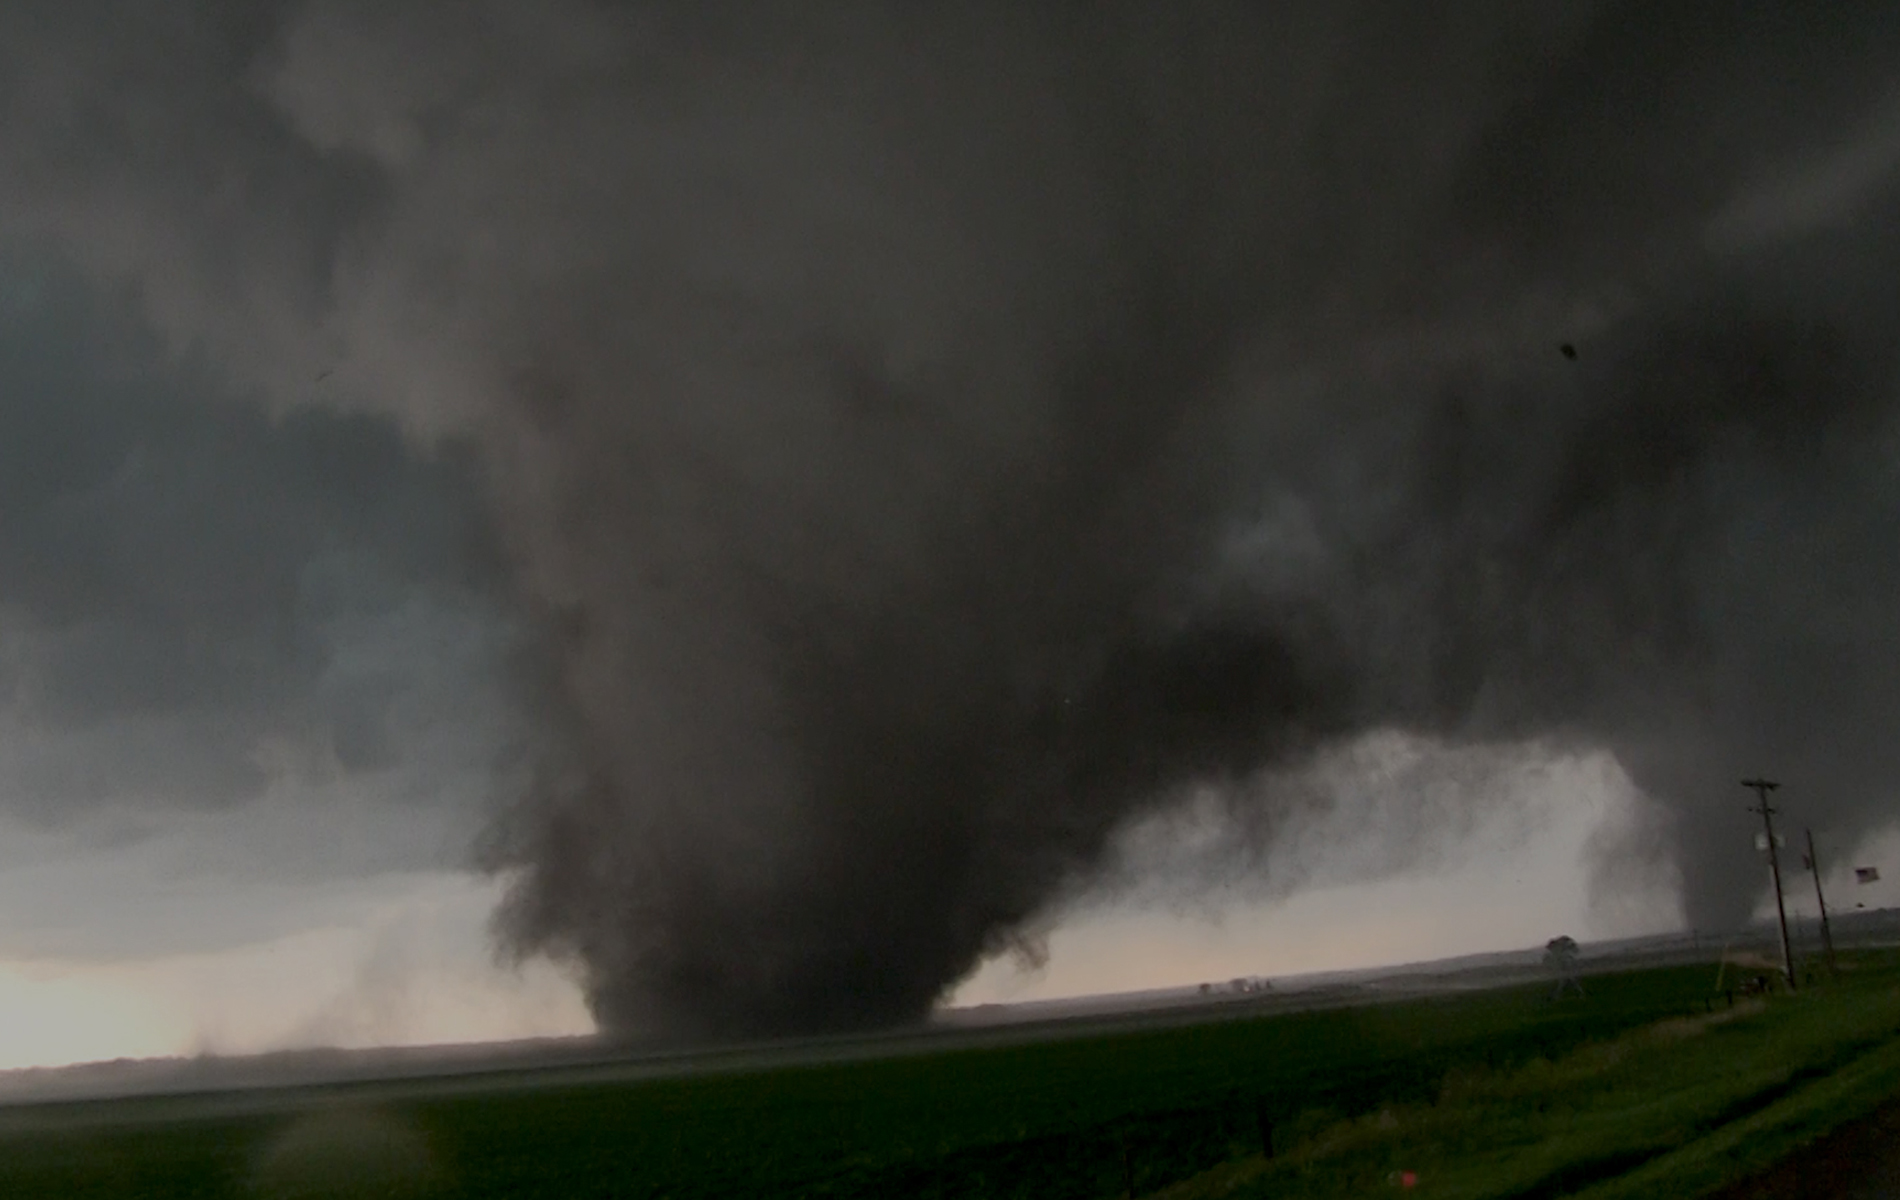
[3, 752, 1892, 1072]
[7, 789, 1608, 1070]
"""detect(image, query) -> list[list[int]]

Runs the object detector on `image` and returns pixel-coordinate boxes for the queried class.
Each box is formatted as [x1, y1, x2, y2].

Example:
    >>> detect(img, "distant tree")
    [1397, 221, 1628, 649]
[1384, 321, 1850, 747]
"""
[1544, 936, 1585, 999]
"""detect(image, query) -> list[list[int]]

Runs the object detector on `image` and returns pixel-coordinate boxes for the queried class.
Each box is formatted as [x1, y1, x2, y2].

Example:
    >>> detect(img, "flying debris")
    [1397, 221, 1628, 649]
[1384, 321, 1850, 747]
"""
[1559, 343, 1578, 360]
[1856, 867, 1881, 884]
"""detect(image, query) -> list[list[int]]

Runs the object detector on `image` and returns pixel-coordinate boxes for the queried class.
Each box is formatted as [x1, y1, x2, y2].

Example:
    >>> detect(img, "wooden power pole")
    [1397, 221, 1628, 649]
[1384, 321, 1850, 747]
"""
[1743, 778, 1797, 992]
[1804, 828, 1838, 978]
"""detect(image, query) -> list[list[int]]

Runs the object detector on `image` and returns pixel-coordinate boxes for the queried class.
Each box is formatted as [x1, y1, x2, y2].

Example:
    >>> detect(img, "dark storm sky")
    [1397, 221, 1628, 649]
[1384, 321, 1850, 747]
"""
[1, 2, 1898, 1041]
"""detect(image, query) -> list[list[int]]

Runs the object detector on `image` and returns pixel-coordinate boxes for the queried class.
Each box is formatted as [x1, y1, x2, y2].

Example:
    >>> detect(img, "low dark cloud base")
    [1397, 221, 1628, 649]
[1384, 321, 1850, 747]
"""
[0, 255, 509, 848]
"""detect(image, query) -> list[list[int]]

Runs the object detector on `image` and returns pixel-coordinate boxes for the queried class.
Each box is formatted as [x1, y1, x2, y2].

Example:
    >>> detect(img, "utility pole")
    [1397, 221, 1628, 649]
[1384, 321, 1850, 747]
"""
[1804, 828, 1837, 978]
[1744, 778, 1797, 992]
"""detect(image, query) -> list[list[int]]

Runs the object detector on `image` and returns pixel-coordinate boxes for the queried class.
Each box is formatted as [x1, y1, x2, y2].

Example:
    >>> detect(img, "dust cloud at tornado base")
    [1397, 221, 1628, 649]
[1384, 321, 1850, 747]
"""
[2, 2, 1899, 1038]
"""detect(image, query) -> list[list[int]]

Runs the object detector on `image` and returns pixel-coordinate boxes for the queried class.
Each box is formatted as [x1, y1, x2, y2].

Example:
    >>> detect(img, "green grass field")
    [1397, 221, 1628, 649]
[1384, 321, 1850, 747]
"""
[2, 952, 1896, 1199]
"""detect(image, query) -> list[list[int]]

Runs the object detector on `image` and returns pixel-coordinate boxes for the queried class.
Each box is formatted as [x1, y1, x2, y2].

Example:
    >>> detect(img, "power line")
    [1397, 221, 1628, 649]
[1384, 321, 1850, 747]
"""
[1743, 778, 1797, 992]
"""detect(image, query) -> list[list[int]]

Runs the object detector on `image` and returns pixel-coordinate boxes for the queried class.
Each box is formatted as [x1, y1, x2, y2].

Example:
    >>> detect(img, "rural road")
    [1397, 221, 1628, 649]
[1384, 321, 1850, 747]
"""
[1708, 1094, 1900, 1199]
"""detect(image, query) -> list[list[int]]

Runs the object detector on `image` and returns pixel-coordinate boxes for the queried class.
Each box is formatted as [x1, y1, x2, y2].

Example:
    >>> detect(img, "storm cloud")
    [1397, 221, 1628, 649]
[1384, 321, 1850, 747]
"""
[3, 1, 1900, 1039]
[0, 252, 513, 873]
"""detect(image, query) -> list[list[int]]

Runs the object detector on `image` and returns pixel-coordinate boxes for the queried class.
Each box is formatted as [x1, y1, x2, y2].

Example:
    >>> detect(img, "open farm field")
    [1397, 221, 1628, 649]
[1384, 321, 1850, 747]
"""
[2, 952, 1896, 1199]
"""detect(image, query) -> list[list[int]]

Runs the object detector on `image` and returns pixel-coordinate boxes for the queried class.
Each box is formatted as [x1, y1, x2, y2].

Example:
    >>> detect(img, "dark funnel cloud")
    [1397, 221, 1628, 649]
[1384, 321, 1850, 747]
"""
[3, 1, 1900, 1039]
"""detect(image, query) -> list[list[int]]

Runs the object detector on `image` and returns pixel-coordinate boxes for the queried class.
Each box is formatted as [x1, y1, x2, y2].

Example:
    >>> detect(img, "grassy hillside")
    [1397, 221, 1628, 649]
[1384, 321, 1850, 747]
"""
[1154, 951, 1900, 1199]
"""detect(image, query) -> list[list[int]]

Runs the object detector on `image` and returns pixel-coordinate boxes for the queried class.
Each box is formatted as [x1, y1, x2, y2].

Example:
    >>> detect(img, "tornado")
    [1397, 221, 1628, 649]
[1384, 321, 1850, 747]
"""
[4, 1, 1899, 1038]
